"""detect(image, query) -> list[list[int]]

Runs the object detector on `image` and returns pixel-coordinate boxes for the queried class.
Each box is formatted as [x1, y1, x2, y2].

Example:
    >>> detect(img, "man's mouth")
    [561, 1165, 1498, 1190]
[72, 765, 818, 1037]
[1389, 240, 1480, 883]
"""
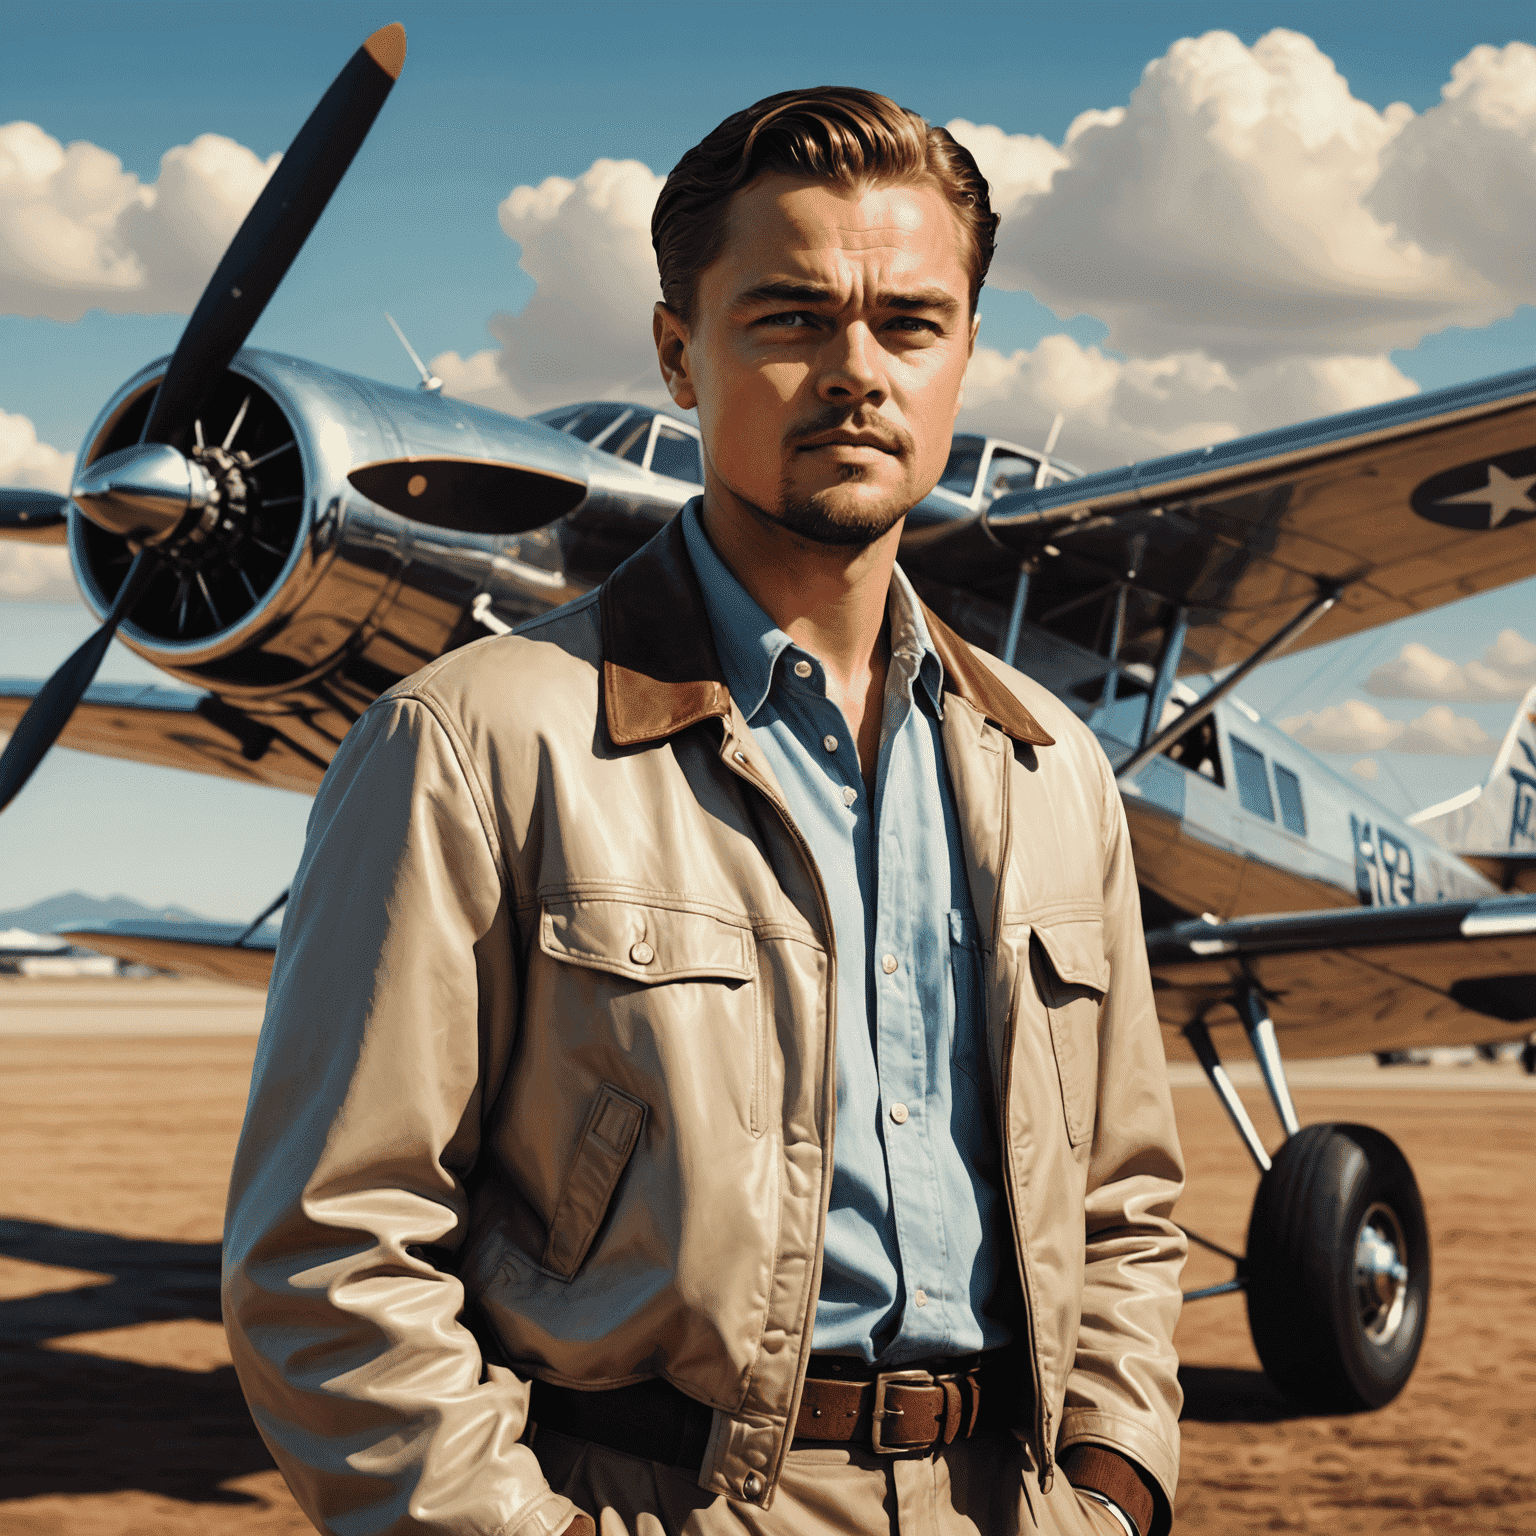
[794, 432, 902, 455]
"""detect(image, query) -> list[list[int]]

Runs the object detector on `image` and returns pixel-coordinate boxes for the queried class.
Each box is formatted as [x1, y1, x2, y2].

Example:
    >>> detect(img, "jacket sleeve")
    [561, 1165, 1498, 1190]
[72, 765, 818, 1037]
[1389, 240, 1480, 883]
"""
[221, 694, 590, 1536]
[1058, 747, 1187, 1535]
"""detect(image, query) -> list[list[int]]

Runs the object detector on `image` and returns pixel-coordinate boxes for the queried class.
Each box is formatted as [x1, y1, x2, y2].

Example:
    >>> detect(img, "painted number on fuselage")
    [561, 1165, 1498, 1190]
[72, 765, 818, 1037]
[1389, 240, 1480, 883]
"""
[1351, 815, 1415, 907]
[1511, 739, 1536, 851]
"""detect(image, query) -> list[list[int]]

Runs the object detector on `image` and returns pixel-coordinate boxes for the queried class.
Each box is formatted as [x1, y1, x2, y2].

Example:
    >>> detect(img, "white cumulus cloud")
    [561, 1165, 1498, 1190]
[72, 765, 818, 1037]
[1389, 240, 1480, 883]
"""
[1365, 631, 1536, 701]
[957, 335, 1416, 469]
[432, 159, 670, 417]
[948, 31, 1534, 366]
[1281, 698, 1494, 755]
[0, 407, 75, 601]
[0, 122, 279, 321]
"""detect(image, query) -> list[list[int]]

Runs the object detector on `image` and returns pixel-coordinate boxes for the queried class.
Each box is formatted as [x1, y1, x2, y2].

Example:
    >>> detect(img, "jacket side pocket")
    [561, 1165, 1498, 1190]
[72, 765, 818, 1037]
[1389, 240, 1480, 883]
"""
[542, 1083, 647, 1280]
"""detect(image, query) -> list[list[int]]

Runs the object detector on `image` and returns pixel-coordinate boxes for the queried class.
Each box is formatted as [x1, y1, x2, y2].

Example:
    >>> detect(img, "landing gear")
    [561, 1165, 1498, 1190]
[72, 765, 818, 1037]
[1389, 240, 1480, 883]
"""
[1246, 1123, 1429, 1411]
[1182, 993, 1431, 1414]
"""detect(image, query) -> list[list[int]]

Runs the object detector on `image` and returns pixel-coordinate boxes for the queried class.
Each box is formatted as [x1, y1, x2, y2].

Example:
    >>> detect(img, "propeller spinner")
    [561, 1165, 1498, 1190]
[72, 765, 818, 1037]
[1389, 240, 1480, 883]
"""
[0, 23, 406, 814]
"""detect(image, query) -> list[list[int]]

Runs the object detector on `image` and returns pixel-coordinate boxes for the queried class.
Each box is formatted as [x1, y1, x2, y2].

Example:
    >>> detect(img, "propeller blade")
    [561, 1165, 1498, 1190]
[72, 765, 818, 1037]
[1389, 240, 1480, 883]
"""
[0, 551, 157, 813]
[0, 489, 70, 544]
[141, 23, 406, 447]
[347, 457, 588, 534]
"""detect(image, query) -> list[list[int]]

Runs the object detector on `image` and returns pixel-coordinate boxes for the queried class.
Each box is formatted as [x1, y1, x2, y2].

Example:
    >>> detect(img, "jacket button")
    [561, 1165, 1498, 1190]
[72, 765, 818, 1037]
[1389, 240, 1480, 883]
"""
[629, 941, 655, 965]
[793, 660, 813, 679]
[889, 1102, 909, 1124]
[742, 1472, 763, 1498]
[880, 953, 898, 974]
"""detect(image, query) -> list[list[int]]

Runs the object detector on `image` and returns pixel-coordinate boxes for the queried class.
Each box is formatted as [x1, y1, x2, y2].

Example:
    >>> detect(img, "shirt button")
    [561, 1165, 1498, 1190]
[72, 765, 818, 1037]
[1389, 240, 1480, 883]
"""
[823, 734, 838, 752]
[742, 1472, 763, 1498]
[889, 1102, 909, 1124]
[914, 1288, 928, 1308]
[793, 660, 813, 679]
[881, 953, 898, 974]
[629, 941, 654, 965]
[842, 786, 857, 807]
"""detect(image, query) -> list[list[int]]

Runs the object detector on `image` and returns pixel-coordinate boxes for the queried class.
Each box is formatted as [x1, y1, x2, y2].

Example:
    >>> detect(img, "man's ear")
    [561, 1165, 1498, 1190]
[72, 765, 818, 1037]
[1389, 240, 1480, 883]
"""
[654, 303, 697, 411]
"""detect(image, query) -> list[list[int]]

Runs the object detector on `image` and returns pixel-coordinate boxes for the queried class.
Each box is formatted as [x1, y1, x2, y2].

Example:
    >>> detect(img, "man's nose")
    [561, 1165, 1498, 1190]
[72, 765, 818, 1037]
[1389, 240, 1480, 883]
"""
[817, 323, 887, 405]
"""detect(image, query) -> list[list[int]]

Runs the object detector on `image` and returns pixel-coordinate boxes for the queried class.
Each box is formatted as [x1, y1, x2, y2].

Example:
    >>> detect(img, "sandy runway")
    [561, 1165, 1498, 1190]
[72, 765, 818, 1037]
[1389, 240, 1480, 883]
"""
[1, 980, 1531, 1533]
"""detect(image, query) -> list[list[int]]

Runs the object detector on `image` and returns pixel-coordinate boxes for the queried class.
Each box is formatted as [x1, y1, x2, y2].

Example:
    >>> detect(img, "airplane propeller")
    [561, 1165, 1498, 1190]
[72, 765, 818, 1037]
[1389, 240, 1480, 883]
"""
[0, 489, 71, 543]
[0, 23, 406, 814]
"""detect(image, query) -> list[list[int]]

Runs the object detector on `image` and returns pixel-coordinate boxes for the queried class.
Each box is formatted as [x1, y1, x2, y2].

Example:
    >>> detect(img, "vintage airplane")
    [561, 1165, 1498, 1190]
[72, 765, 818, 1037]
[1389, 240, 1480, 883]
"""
[2, 22, 1535, 1425]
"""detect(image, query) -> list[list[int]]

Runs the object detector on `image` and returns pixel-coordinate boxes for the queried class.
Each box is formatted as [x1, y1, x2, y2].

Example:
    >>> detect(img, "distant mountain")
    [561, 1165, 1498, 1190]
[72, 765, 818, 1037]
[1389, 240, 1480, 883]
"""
[0, 892, 209, 934]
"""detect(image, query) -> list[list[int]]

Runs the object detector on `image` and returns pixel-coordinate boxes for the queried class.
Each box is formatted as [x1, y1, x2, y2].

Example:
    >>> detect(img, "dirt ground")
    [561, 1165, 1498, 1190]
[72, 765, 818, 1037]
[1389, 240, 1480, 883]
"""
[1, 988, 1532, 1534]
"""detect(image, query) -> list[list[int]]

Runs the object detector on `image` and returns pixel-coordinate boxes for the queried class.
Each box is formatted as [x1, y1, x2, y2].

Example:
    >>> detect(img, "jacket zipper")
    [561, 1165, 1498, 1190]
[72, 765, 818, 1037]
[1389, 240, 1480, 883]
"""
[984, 725, 1052, 1492]
[719, 726, 840, 1499]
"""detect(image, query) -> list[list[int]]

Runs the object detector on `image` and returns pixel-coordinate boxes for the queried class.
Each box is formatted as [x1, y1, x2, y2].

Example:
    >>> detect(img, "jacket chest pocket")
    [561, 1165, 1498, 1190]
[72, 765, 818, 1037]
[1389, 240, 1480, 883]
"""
[539, 894, 767, 1140]
[1030, 918, 1109, 1148]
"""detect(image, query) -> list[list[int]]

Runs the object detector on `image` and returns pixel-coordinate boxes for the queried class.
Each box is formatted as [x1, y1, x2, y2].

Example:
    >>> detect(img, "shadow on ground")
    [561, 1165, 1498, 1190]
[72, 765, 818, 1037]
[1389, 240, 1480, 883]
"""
[1178, 1363, 1304, 1423]
[0, 1218, 274, 1503]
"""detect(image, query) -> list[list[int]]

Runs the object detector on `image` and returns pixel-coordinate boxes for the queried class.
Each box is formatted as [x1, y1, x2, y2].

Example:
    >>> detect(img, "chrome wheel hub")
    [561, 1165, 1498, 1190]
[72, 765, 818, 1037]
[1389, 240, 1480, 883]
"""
[1354, 1201, 1409, 1345]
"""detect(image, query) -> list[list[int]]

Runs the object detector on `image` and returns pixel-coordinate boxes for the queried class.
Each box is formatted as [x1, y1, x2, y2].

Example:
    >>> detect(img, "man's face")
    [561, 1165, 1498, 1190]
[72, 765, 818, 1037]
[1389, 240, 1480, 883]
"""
[656, 173, 977, 548]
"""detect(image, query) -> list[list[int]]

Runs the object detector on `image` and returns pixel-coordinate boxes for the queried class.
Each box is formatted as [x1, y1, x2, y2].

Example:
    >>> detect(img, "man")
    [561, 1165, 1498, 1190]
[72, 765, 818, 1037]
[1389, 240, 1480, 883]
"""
[224, 88, 1185, 1536]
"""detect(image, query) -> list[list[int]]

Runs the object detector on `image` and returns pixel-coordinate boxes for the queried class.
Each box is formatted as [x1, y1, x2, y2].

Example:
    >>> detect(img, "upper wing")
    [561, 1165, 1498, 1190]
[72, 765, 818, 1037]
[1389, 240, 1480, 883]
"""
[936, 365, 1536, 676]
[0, 679, 327, 793]
[1148, 895, 1536, 1057]
[61, 919, 276, 988]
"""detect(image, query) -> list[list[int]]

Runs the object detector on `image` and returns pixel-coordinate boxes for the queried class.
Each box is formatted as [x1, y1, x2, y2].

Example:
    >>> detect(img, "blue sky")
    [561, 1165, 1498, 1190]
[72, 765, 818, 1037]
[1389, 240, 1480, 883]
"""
[1, 1, 1534, 918]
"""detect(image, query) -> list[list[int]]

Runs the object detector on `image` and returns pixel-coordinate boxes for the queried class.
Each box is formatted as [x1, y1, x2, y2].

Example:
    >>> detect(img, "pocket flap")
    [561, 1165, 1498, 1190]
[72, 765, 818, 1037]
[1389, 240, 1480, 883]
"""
[543, 1082, 647, 1279]
[540, 897, 753, 983]
[1033, 917, 1110, 993]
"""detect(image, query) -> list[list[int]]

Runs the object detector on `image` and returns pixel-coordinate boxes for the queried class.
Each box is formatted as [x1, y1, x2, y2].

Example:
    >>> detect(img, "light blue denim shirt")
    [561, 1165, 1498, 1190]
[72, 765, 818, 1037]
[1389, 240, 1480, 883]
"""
[680, 502, 1011, 1364]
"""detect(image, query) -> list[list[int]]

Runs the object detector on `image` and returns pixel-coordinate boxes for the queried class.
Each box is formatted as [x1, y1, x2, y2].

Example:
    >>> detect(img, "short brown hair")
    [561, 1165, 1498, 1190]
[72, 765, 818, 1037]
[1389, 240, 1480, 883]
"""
[652, 86, 998, 324]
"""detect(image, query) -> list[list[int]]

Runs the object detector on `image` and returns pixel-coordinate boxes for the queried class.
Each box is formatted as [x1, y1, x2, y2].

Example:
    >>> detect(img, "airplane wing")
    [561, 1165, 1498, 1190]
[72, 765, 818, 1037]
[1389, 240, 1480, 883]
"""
[60, 919, 276, 988]
[1148, 895, 1536, 1057]
[913, 364, 1536, 677]
[0, 680, 327, 794]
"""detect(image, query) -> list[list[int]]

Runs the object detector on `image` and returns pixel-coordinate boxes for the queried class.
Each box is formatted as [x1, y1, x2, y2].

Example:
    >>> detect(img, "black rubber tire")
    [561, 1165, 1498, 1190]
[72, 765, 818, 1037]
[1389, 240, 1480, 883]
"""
[1244, 1122, 1430, 1413]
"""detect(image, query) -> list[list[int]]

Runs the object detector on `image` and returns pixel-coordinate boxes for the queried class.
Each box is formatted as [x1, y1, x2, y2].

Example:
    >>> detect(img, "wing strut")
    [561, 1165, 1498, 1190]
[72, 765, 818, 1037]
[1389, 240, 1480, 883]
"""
[1235, 986, 1301, 1138]
[1116, 585, 1339, 780]
[1182, 1020, 1272, 1173]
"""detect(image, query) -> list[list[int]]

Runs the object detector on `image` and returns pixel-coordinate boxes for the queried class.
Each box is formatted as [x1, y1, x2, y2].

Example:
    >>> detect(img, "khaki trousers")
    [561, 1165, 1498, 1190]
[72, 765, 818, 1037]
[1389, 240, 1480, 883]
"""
[536, 1430, 1127, 1536]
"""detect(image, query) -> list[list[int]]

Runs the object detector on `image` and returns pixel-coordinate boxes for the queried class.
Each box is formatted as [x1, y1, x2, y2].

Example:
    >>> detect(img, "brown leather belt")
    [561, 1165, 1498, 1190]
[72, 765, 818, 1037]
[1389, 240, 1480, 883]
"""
[529, 1350, 1010, 1470]
[794, 1352, 1006, 1453]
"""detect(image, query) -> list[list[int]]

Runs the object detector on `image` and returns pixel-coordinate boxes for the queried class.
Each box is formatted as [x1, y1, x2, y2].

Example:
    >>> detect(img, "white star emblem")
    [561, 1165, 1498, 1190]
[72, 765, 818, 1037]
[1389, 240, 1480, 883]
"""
[1434, 463, 1536, 527]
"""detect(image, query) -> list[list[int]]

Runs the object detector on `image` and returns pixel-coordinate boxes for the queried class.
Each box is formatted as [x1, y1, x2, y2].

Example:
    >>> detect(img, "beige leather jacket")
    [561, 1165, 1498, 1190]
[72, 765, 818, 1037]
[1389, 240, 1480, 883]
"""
[223, 518, 1185, 1536]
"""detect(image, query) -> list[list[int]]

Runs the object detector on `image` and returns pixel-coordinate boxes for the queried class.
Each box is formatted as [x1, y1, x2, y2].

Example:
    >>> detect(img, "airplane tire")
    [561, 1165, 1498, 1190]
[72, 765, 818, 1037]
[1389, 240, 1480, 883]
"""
[1244, 1122, 1429, 1413]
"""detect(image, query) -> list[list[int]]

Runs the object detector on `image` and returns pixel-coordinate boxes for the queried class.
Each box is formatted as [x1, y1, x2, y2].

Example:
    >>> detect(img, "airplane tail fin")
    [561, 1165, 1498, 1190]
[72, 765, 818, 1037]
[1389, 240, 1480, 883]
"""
[1409, 683, 1536, 888]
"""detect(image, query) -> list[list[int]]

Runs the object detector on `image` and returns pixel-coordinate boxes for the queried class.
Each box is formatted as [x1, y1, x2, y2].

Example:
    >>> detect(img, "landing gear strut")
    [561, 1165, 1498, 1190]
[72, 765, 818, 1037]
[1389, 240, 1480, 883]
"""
[1182, 990, 1430, 1413]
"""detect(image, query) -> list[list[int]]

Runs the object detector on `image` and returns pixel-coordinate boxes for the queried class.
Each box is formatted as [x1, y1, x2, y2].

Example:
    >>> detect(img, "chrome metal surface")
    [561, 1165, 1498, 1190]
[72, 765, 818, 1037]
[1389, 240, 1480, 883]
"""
[1236, 988, 1302, 1138]
[1115, 588, 1338, 781]
[1183, 1021, 1272, 1172]
[71, 443, 216, 544]
[1354, 1201, 1410, 1345]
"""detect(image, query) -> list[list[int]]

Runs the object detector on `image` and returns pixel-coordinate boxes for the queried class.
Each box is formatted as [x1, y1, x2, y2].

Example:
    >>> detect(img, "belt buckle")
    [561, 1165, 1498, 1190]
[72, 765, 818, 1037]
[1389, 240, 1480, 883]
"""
[870, 1368, 932, 1454]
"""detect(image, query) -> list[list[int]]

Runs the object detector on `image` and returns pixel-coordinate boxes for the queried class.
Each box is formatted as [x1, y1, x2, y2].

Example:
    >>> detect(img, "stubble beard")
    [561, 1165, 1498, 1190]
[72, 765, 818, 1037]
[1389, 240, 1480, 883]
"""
[773, 467, 911, 549]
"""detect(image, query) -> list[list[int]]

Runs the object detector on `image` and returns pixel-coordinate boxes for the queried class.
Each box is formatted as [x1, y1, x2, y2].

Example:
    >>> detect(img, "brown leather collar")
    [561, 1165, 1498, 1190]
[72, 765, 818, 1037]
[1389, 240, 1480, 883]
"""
[600, 515, 1054, 750]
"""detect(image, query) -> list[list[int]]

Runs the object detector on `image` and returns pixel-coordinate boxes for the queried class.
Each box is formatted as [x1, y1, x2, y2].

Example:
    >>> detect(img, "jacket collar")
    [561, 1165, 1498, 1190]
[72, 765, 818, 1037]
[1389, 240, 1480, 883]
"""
[600, 514, 1055, 750]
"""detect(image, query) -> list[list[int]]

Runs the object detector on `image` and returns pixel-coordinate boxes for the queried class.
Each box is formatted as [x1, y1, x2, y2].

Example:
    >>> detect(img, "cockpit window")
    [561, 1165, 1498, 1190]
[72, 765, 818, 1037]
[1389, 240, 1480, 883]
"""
[938, 440, 984, 497]
[1164, 714, 1225, 785]
[985, 448, 1041, 498]
[650, 421, 703, 483]
[562, 404, 632, 443]
[1230, 736, 1275, 821]
[1274, 764, 1307, 836]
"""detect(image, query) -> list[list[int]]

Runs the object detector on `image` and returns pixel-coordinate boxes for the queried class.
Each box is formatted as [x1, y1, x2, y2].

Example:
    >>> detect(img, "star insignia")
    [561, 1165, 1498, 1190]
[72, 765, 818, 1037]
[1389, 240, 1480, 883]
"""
[1434, 463, 1536, 527]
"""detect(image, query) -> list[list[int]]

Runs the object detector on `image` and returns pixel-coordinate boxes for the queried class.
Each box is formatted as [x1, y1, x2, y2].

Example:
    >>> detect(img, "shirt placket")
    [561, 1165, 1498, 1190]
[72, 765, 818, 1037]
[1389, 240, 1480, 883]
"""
[873, 651, 952, 1356]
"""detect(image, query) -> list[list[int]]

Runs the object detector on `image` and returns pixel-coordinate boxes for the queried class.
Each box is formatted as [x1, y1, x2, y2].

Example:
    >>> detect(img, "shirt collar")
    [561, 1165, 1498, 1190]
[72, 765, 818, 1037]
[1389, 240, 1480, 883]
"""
[679, 498, 944, 723]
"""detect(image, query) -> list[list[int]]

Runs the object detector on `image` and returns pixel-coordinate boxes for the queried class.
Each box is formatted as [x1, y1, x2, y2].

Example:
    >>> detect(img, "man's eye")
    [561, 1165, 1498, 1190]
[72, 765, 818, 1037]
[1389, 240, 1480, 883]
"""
[887, 316, 939, 334]
[758, 311, 815, 328]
